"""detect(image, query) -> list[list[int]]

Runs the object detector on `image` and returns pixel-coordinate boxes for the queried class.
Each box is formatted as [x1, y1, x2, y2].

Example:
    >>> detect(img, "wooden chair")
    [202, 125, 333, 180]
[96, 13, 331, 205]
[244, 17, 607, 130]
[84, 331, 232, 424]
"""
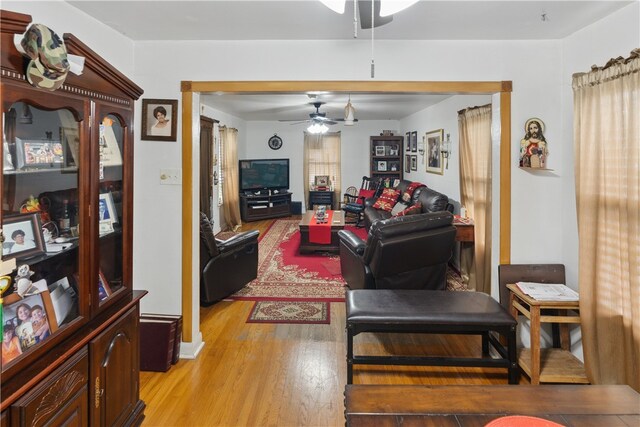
[342, 176, 380, 227]
[498, 264, 566, 347]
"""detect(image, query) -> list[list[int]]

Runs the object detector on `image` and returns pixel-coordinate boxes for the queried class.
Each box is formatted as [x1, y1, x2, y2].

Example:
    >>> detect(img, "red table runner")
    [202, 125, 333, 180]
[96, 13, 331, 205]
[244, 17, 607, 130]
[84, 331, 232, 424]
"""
[309, 211, 333, 244]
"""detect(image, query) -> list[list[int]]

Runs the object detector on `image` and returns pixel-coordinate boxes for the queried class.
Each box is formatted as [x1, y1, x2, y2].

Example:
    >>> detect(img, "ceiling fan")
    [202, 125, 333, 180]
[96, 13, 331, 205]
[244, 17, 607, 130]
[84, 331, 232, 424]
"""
[279, 102, 358, 126]
[320, 0, 419, 29]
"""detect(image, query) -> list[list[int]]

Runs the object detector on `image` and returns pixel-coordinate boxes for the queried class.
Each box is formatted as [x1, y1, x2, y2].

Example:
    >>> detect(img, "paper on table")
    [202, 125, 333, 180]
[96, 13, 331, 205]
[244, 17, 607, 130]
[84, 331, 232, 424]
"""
[516, 282, 579, 301]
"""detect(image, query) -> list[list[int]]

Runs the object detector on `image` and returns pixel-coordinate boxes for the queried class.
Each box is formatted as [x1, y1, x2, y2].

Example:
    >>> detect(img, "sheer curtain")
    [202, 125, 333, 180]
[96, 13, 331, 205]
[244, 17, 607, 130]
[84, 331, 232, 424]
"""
[572, 49, 639, 391]
[303, 132, 341, 208]
[219, 126, 241, 231]
[458, 104, 492, 294]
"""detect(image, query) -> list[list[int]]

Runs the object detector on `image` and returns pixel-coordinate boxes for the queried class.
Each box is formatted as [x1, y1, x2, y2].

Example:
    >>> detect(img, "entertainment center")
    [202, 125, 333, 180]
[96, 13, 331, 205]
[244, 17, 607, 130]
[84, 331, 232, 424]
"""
[239, 158, 292, 221]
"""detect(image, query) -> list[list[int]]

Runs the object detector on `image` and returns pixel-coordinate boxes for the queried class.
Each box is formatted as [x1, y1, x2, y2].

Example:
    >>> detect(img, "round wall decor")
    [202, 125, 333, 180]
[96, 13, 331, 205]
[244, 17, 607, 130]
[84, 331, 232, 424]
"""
[268, 134, 283, 150]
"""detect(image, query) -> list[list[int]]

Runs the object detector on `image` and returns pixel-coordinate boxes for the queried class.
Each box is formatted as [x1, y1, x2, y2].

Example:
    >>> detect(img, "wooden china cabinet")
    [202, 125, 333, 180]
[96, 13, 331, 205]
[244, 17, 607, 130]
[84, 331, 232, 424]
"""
[1, 10, 146, 426]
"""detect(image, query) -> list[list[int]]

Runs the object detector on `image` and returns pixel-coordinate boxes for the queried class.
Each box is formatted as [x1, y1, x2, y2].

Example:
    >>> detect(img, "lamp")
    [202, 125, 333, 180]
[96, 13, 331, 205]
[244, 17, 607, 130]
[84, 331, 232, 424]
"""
[18, 104, 33, 125]
[441, 133, 451, 169]
[307, 122, 329, 134]
[344, 96, 356, 125]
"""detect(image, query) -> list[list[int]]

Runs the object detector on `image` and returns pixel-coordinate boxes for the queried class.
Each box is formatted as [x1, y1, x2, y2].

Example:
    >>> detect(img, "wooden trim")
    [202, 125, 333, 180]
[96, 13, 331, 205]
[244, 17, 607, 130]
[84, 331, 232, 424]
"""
[180, 80, 513, 345]
[182, 91, 193, 343]
[188, 80, 507, 94]
[500, 91, 511, 265]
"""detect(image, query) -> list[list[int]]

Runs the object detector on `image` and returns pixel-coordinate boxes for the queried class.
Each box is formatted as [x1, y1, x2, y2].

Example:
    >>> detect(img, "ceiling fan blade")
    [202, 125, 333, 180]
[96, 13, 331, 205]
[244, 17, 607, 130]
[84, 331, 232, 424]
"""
[288, 120, 310, 125]
[333, 118, 360, 122]
[358, 0, 393, 29]
[279, 119, 310, 122]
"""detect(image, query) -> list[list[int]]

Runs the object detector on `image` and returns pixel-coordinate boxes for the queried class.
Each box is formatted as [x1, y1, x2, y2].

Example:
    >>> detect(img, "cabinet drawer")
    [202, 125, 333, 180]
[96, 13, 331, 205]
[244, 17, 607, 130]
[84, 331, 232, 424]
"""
[11, 348, 88, 427]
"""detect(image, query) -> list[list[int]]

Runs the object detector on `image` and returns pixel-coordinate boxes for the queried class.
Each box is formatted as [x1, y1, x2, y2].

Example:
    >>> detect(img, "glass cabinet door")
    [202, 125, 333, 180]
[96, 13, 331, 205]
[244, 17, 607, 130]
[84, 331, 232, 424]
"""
[1, 100, 85, 373]
[94, 108, 130, 310]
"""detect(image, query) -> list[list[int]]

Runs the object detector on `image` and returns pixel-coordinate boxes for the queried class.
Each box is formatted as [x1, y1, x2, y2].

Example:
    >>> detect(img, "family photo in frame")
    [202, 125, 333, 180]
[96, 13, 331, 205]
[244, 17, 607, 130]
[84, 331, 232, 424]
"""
[426, 129, 444, 175]
[141, 99, 178, 141]
[1, 213, 45, 261]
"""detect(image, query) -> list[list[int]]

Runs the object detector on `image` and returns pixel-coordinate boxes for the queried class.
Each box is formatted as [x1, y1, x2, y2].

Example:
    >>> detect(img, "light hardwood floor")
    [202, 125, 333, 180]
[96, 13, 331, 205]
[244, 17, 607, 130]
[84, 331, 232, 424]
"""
[140, 218, 525, 427]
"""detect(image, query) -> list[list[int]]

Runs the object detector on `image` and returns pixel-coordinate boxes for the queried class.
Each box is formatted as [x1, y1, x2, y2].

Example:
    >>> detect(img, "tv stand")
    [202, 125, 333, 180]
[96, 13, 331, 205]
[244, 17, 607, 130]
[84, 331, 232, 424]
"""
[240, 192, 292, 222]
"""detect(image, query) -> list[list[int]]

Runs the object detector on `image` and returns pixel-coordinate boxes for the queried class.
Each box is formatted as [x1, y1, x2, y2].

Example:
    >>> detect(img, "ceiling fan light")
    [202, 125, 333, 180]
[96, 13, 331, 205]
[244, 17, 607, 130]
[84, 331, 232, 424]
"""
[379, 0, 420, 17]
[344, 100, 356, 126]
[308, 122, 329, 134]
[319, 0, 346, 14]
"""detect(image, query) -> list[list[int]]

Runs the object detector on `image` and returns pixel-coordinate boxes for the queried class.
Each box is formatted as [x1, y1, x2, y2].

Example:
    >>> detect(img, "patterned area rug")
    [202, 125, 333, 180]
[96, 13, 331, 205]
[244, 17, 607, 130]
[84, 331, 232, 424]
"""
[246, 300, 330, 324]
[228, 218, 468, 302]
[231, 219, 359, 301]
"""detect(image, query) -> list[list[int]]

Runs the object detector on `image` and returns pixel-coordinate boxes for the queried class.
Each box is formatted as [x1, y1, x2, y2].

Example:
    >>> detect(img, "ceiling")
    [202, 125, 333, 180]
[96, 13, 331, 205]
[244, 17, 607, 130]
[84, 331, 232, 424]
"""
[66, 1, 632, 41]
[65, 0, 632, 122]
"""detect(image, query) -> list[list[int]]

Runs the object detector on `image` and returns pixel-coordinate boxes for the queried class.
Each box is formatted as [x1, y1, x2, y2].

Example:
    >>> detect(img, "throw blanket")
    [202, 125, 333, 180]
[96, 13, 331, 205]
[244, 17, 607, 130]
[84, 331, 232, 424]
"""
[309, 210, 333, 244]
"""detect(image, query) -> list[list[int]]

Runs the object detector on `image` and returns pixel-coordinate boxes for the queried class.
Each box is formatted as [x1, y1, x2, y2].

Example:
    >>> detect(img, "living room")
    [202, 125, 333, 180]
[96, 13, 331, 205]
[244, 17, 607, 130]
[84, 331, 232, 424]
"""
[1, 1, 638, 426]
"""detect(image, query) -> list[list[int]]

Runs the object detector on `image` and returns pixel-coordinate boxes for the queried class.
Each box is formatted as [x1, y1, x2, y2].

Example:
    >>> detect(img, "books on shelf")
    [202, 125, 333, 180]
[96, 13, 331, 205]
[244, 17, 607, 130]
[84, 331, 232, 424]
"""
[516, 282, 579, 301]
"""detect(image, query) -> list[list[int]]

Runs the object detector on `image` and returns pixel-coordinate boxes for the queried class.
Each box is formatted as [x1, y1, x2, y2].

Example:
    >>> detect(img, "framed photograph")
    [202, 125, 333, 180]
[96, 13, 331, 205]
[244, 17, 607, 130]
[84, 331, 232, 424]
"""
[141, 99, 178, 141]
[410, 155, 417, 171]
[99, 120, 123, 166]
[98, 192, 118, 224]
[14, 138, 65, 170]
[410, 131, 418, 152]
[377, 160, 387, 171]
[426, 129, 444, 175]
[389, 145, 399, 156]
[405, 155, 411, 173]
[59, 126, 80, 168]
[98, 270, 112, 302]
[375, 146, 386, 156]
[2, 290, 59, 366]
[314, 175, 330, 187]
[405, 132, 411, 152]
[1, 213, 45, 261]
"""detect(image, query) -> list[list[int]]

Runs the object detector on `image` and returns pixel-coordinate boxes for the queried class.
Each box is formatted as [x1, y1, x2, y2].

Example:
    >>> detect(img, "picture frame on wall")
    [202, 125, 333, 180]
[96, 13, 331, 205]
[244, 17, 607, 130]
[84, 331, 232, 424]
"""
[410, 131, 418, 152]
[410, 155, 417, 171]
[405, 132, 411, 152]
[1, 213, 45, 261]
[141, 98, 178, 141]
[426, 129, 444, 175]
[405, 155, 411, 173]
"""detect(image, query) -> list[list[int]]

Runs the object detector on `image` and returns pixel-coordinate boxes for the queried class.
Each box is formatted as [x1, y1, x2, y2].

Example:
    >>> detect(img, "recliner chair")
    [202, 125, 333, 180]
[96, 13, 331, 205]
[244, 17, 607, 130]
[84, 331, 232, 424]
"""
[338, 211, 456, 290]
[200, 212, 259, 306]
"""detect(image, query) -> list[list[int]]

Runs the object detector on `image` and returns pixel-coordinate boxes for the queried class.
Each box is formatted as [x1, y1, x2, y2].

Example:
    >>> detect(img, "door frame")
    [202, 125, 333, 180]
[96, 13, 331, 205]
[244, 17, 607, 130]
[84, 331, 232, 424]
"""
[180, 80, 512, 346]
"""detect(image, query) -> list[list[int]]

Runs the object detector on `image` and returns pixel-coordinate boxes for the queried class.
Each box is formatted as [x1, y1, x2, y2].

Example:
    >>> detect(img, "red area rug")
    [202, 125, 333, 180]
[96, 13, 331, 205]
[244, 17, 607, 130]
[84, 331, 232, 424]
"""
[231, 219, 367, 302]
[246, 301, 330, 324]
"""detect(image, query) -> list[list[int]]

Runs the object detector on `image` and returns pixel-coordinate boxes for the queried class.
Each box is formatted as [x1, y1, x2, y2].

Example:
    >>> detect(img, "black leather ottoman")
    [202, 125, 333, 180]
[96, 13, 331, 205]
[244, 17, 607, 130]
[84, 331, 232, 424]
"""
[345, 289, 519, 384]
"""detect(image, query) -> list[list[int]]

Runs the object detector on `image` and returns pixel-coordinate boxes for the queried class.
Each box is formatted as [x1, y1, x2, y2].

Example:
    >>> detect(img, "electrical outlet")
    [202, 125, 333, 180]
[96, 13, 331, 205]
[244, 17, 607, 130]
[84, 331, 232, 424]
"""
[160, 168, 182, 185]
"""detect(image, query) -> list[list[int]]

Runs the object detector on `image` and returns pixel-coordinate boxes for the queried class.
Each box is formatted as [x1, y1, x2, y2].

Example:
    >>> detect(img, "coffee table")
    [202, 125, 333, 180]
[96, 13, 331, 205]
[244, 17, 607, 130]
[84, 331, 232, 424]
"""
[298, 210, 345, 254]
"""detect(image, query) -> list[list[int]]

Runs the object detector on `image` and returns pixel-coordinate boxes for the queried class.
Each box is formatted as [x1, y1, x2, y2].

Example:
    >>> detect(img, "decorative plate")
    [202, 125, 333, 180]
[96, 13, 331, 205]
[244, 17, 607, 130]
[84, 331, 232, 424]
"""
[268, 134, 283, 150]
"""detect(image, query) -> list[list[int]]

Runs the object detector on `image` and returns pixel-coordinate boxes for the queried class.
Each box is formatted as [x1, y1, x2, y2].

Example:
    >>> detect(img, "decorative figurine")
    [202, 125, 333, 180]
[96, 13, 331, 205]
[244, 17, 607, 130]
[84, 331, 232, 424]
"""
[14, 264, 36, 298]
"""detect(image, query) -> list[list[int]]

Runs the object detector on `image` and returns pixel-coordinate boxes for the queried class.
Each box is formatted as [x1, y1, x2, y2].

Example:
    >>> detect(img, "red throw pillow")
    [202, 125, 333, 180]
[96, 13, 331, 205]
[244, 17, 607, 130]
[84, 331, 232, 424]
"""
[356, 189, 376, 205]
[372, 188, 401, 212]
[402, 182, 424, 203]
[394, 202, 422, 217]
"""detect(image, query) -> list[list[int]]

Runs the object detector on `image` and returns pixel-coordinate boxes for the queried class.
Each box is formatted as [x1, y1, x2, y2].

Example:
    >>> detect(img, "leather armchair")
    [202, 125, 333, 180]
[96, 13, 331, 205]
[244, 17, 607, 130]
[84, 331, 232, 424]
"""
[339, 211, 456, 290]
[200, 212, 259, 306]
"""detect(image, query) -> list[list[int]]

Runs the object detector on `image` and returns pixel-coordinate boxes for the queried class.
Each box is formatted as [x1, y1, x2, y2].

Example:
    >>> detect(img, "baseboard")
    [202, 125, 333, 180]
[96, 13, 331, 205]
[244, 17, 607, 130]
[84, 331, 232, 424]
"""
[178, 332, 205, 359]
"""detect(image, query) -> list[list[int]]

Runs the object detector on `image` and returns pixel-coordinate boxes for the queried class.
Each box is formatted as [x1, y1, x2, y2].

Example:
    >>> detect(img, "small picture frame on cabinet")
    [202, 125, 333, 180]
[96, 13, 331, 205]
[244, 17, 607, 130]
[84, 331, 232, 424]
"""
[98, 192, 118, 224]
[98, 270, 112, 302]
[377, 161, 387, 171]
[2, 290, 59, 366]
[15, 138, 65, 170]
[375, 146, 386, 156]
[1, 213, 45, 261]
[141, 99, 178, 141]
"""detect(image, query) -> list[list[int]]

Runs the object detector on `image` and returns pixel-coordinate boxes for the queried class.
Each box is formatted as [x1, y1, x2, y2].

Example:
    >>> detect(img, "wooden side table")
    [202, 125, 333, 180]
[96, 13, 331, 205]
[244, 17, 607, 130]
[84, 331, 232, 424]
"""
[507, 284, 589, 385]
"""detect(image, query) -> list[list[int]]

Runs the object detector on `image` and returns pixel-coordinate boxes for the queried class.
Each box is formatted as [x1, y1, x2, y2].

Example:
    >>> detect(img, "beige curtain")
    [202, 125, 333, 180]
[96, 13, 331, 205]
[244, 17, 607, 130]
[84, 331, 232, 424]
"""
[572, 49, 639, 391]
[458, 104, 492, 294]
[220, 126, 241, 231]
[303, 132, 341, 209]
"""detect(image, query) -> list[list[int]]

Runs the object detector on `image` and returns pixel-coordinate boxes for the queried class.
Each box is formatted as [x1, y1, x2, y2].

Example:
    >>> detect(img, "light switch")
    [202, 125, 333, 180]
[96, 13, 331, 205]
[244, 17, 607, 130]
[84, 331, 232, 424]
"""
[160, 168, 182, 185]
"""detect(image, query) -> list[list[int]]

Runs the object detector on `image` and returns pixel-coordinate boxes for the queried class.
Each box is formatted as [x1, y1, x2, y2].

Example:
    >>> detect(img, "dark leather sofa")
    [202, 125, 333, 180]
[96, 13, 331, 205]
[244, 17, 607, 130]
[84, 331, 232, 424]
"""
[200, 212, 259, 306]
[363, 179, 454, 230]
[339, 211, 456, 290]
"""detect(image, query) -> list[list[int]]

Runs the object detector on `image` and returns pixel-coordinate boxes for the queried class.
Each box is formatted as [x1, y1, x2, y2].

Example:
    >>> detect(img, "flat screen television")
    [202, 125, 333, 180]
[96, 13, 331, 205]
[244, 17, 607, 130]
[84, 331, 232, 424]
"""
[239, 158, 289, 193]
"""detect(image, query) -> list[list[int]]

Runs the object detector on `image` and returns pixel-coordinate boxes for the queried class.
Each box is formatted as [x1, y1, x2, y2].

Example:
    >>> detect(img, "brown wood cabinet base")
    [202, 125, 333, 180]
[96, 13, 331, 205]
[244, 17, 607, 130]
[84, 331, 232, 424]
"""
[240, 192, 292, 221]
